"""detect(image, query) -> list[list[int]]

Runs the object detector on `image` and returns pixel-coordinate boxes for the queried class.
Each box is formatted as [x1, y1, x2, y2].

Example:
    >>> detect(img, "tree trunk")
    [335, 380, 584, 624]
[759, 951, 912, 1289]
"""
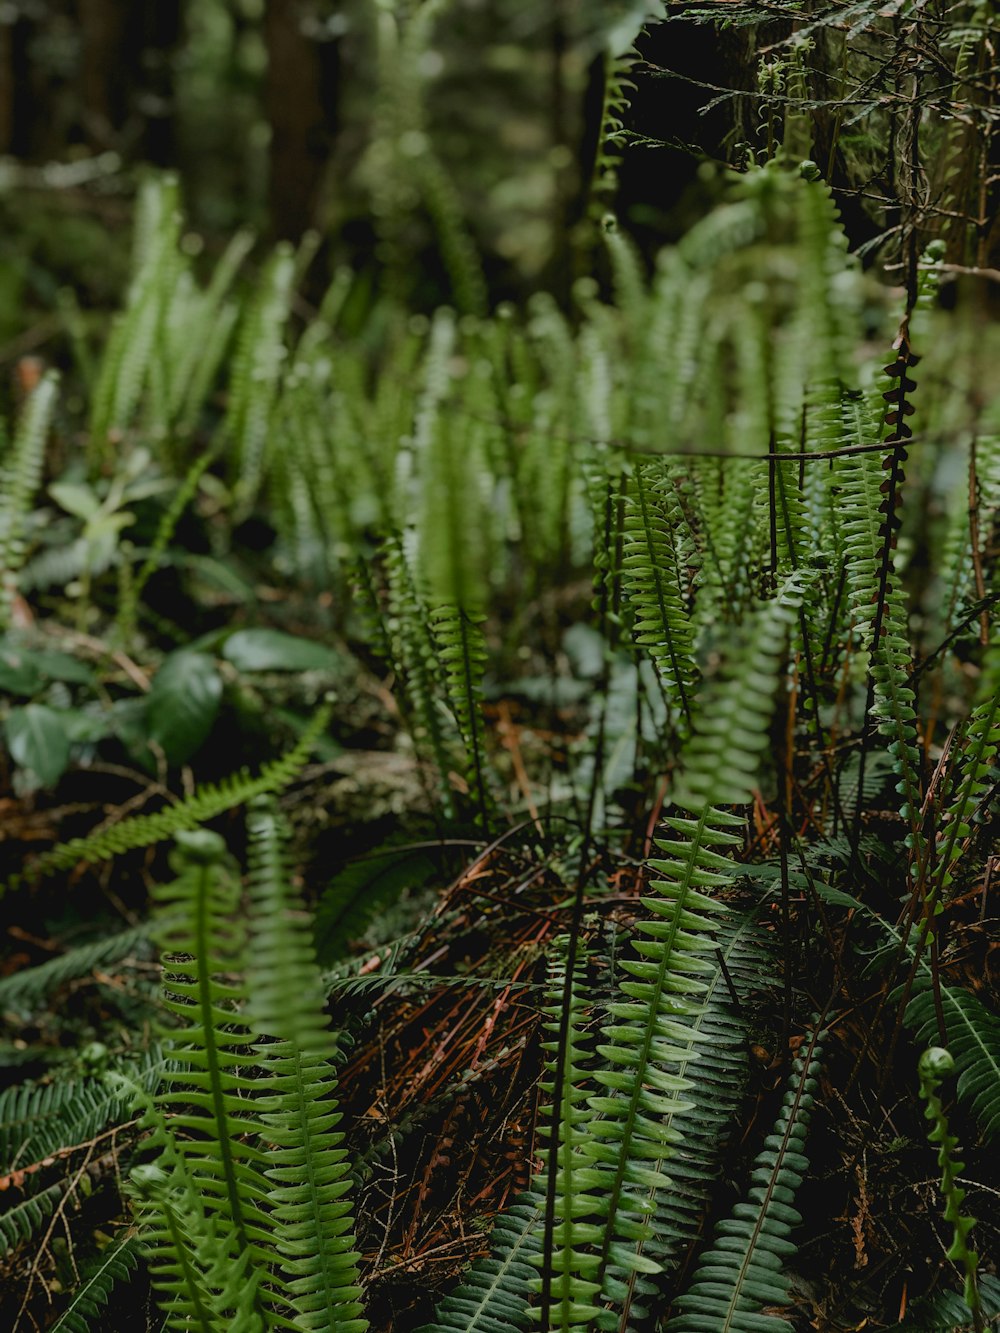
[264, 0, 339, 240]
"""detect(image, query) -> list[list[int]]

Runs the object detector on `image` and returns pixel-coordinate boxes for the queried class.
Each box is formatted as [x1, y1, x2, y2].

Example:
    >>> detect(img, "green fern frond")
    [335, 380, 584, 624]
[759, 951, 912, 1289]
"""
[0, 1178, 67, 1255]
[0, 922, 151, 1017]
[838, 394, 924, 855]
[530, 938, 604, 1331]
[428, 603, 491, 822]
[49, 1234, 141, 1333]
[126, 1120, 265, 1333]
[0, 369, 59, 629]
[5, 700, 331, 895]
[905, 982, 1000, 1142]
[227, 243, 296, 513]
[419, 1201, 541, 1333]
[931, 638, 1000, 899]
[245, 799, 367, 1332]
[558, 582, 801, 1320]
[0, 1047, 166, 1173]
[148, 832, 273, 1281]
[383, 532, 459, 813]
[620, 460, 698, 731]
[89, 176, 182, 458]
[667, 1031, 825, 1332]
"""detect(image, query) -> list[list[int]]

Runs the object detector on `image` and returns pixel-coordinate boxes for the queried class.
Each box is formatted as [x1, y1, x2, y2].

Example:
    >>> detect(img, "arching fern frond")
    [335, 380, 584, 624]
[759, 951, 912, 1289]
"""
[0, 1047, 165, 1174]
[49, 1234, 141, 1333]
[0, 1178, 67, 1256]
[227, 243, 296, 514]
[530, 937, 604, 1331]
[0, 923, 151, 1017]
[418, 1202, 541, 1333]
[5, 700, 331, 895]
[561, 580, 802, 1321]
[667, 1030, 825, 1332]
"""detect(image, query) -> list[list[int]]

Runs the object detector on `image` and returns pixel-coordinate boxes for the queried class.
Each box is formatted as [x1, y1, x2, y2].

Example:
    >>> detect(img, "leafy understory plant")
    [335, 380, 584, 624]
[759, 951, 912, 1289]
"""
[117, 807, 366, 1332]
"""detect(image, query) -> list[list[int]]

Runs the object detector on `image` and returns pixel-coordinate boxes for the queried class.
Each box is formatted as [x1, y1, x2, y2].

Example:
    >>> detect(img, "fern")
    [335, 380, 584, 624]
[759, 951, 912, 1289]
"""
[0, 370, 59, 629]
[49, 1234, 141, 1333]
[530, 938, 604, 1331]
[123, 812, 368, 1330]
[89, 176, 182, 459]
[0, 922, 151, 1016]
[667, 1030, 825, 1331]
[905, 983, 1000, 1143]
[536, 582, 803, 1324]
[245, 798, 367, 1332]
[0, 1047, 166, 1173]
[4, 700, 331, 895]
[227, 243, 296, 514]
[620, 460, 697, 732]
[419, 1201, 541, 1333]
[0, 1178, 67, 1255]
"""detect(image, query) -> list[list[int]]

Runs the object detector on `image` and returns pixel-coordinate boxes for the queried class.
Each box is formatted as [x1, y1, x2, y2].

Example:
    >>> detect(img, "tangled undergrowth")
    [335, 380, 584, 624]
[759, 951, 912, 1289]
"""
[3, 1, 1000, 1330]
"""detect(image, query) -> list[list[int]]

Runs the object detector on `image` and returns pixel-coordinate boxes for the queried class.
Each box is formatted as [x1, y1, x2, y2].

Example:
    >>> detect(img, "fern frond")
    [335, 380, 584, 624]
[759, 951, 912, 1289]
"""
[931, 638, 1000, 899]
[227, 244, 296, 513]
[428, 603, 490, 822]
[419, 1201, 541, 1333]
[620, 461, 698, 732]
[49, 1234, 141, 1333]
[0, 923, 151, 1017]
[0, 1178, 67, 1255]
[0, 1047, 165, 1173]
[245, 799, 367, 1332]
[148, 832, 273, 1282]
[561, 582, 801, 1320]
[530, 938, 604, 1331]
[905, 982, 1000, 1142]
[667, 1031, 825, 1331]
[383, 532, 459, 814]
[89, 176, 182, 458]
[6, 700, 331, 895]
[0, 370, 59, 629]
[839, 393, 924, 855]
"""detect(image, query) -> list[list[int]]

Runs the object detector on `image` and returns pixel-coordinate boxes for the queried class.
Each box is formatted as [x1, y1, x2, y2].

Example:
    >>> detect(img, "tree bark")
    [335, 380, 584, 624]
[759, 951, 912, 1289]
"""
[264, 0, 339, 240]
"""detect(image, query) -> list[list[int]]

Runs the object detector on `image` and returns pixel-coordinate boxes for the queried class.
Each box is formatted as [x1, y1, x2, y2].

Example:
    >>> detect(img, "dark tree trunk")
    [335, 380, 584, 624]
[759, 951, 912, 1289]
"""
[77, 0, 182, 162]
[264, 0, 340, 240]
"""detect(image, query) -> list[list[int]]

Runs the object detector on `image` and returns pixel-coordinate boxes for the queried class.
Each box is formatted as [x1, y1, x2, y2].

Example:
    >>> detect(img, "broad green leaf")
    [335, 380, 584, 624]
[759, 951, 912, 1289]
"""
[0, 647, 42, 697]
[30, 651, 95, 685]
[48, 482, 101, 521]
[145, 650, 222, 765]
[5, 704, 72, 785]
[222, 628, 340, 673]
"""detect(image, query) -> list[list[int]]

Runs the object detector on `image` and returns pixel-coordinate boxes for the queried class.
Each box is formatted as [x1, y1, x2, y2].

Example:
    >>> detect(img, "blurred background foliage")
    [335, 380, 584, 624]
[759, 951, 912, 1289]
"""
[0, 0, 745, 338]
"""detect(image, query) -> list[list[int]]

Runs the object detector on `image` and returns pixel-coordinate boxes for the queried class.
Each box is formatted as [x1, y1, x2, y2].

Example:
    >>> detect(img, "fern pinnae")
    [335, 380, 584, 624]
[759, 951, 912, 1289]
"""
[48, 1233, 140, 1333]
[667, 1029, 826, 1332]
[531, 937, 603, 1332]
[244, 798, 367, 1332]
[0, 1178, 68, 1256]
[5, 699, 332, 896]
[620, 461, 697, 732]
[567, 582, 802, 1320]
[0, 369, 58, 630]
[151, 833, 271, 1273]
[227, 243, 296, 514]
